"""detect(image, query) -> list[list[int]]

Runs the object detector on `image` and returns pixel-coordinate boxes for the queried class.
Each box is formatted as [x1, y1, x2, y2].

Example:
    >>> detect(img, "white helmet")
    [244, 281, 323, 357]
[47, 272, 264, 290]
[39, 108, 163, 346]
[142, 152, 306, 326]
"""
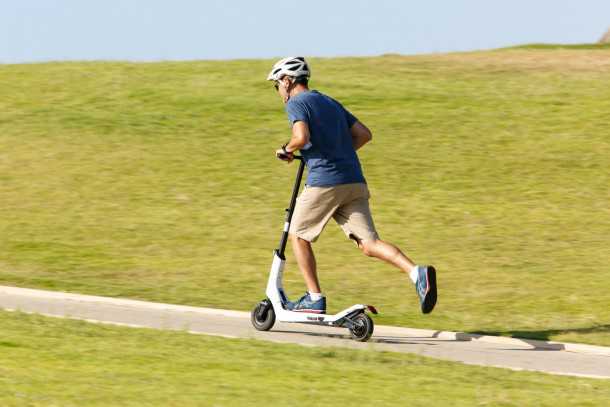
[266, 56, 310, 81]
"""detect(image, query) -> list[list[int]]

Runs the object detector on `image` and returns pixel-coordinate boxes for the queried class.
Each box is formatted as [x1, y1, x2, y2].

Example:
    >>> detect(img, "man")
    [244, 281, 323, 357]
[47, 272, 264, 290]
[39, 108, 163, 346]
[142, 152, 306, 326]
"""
[267, 56, 437, 315]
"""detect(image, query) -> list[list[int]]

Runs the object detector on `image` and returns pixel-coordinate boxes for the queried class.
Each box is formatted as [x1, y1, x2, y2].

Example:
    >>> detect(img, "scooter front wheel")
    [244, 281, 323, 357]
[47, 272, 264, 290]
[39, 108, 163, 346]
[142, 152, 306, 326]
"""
[251, 299, 276, 331]
[349, 313, 374, 342]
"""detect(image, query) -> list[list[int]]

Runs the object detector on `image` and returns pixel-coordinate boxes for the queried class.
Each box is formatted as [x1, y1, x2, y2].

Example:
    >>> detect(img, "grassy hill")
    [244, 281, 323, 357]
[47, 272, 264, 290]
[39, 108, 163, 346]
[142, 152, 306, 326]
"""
[1, 46, 609, 345]
[505, 43, 610, 50]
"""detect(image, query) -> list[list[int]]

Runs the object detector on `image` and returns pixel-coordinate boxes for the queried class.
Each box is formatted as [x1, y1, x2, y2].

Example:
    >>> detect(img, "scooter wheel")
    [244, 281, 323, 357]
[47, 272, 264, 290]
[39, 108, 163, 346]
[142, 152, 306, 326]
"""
[349, 313, 374, 342]
[251, 299, 276, 331]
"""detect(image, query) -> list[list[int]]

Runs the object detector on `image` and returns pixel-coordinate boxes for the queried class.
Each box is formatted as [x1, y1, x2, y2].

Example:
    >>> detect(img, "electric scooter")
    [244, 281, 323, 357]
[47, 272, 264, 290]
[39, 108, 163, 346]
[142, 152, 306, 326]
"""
[251, 155, 377, 342]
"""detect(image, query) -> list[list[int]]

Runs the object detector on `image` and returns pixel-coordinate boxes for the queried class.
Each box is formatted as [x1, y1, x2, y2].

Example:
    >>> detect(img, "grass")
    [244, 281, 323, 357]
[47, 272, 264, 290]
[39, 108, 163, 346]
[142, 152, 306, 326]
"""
[505, 43, 610, 50]
[1, 310, 609, 406]
[1, 46, 609, 346]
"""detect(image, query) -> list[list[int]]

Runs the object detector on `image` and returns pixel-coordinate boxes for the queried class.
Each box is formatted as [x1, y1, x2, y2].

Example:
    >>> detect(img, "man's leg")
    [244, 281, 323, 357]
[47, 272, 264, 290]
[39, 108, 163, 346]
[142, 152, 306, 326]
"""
[287, 233, 326, 313]
[334, 183, 437, 313]
[358, 238, 437, 314]
[356, 238, 415, 274]
[290, 233, 321, 293]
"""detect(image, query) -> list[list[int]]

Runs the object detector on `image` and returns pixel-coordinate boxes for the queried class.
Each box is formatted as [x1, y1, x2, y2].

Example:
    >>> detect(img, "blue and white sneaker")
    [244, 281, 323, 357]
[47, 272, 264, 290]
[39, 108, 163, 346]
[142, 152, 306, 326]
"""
[415, 265, 437, 314]
[286, 293, 326, 314]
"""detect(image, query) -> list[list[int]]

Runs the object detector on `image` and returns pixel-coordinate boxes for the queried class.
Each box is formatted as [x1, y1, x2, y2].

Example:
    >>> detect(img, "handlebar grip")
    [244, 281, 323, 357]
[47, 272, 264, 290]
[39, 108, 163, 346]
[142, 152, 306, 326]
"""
[276, 153, 304, 161]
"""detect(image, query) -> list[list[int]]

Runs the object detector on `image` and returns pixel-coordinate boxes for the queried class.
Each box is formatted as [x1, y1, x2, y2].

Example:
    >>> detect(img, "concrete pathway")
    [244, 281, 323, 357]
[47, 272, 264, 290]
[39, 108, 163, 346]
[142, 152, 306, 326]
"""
[1, 285, 609, 379]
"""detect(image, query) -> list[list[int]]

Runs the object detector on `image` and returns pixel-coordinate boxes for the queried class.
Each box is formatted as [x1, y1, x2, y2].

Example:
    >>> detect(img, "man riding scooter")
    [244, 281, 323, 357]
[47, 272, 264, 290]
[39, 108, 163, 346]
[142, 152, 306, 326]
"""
[267, 56, 437, 315]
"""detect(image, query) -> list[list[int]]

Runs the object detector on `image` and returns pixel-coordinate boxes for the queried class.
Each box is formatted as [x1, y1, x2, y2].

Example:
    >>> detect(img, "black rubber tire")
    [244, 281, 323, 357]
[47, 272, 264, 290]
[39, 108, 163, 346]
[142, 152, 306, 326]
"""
[349, 313, 374, 342]
[251, 299, 276, 331]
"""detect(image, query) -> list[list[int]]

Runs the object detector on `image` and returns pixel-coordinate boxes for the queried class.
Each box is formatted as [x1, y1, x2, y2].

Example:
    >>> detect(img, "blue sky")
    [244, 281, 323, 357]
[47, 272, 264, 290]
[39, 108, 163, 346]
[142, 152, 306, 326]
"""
[2, 0, 609, 63]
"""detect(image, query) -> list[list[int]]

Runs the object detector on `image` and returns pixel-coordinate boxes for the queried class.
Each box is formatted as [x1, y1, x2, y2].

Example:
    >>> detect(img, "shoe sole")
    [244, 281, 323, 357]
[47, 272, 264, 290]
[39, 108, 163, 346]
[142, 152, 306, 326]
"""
[422, 266, 437, 314]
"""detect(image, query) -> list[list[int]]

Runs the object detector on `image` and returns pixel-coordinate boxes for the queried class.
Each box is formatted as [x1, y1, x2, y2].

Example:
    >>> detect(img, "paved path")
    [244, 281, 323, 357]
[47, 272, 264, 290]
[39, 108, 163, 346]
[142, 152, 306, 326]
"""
[1, 285, 609, 379]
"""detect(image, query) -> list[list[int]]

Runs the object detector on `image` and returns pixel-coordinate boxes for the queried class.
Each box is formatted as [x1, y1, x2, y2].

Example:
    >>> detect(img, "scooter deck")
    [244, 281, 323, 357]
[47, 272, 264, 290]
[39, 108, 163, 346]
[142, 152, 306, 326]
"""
[275, 304, 377, 325]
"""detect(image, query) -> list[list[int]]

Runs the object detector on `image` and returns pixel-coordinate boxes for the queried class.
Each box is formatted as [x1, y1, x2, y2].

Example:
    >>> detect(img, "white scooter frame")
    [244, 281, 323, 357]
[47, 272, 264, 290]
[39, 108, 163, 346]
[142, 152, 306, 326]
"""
[251, 156, 377, 342]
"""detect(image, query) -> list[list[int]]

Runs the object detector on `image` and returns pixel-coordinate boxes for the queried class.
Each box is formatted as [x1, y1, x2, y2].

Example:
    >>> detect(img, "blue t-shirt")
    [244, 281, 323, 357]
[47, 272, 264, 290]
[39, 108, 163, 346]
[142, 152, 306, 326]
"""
[285, 90, 366, 187]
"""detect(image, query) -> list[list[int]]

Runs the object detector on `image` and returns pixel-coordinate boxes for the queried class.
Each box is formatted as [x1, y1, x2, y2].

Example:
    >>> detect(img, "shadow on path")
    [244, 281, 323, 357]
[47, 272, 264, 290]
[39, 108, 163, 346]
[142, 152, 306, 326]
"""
[469, 324, 610, 341]
[461, 324, 610, 351]
[271, 329, 439, 346]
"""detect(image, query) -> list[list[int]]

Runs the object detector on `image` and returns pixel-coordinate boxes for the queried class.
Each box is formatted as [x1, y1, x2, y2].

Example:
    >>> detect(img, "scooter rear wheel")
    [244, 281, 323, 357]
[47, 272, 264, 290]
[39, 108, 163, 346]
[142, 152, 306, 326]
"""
[349, 313, 374, 342]
[251, 299, 276, 331]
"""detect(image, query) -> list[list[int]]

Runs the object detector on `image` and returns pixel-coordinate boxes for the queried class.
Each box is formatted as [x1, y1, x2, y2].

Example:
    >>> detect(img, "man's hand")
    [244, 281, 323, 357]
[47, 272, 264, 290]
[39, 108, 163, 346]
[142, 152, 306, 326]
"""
[276, 147, 294, 162]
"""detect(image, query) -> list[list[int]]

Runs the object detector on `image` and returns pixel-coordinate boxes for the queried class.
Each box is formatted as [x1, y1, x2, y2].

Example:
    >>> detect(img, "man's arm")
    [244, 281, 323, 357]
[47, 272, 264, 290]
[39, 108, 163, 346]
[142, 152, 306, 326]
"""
[280, 121, 310, 153]
[276, 121, 310, 161]
[350, 121, 372, 151]
[286, 121, 310, 152]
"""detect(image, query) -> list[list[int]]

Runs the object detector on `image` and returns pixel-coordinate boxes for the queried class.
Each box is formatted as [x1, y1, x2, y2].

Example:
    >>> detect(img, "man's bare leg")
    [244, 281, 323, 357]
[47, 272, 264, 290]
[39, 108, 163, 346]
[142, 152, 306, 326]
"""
[358, 238, 437, 314]
[290, 233, 321, 293]
[357, 238, 416, 274]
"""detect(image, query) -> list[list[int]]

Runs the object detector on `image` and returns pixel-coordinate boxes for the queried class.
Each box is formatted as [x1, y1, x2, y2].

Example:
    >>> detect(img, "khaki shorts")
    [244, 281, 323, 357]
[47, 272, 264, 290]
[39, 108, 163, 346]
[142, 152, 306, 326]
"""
[289, 182, 379, 243]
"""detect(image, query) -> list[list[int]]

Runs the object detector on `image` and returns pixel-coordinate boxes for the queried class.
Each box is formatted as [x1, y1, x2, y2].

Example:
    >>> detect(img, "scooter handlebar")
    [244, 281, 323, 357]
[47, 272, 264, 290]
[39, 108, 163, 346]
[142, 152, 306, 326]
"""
[276, 153, 304, 161]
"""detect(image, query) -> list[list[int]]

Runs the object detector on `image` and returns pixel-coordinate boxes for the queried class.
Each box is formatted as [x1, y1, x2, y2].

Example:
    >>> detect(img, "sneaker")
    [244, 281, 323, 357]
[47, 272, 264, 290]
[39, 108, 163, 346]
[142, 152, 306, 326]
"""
[286, 293, 326, 314]
[415, 265, 437, 314]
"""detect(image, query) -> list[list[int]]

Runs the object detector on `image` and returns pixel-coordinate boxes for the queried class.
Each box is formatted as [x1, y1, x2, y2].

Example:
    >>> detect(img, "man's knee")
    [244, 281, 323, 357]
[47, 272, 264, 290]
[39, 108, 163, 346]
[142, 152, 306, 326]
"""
[290, 233, 310, 246]
[358, 239, 378, 257]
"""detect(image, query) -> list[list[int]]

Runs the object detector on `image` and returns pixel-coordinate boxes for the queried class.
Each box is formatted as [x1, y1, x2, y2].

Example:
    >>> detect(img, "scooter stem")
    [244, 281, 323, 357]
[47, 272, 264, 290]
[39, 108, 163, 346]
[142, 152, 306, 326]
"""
[277, 156, 305, 258]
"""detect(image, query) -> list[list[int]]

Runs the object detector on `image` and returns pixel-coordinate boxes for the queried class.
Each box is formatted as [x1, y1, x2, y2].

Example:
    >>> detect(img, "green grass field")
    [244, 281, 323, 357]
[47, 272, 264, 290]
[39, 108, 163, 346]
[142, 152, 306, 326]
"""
[507, 43, 610, 50]
[1, 45, 609, 346]
[1, 310, 609, 406]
